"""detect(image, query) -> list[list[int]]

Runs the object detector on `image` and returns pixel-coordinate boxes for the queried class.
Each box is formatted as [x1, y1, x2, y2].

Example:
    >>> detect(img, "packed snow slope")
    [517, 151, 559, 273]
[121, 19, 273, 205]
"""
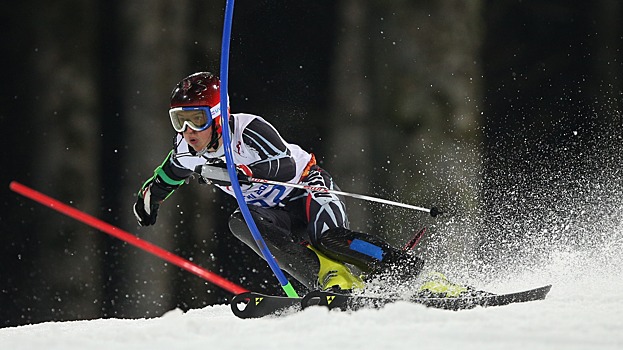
[1, 242, 621, 350]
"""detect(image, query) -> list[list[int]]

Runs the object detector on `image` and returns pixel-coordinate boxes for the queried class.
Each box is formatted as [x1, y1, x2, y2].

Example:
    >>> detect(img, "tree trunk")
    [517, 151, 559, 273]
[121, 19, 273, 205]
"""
[110, 0, 228, 317]
[329, 0, 484, 267]
[30, 0, 103, 323]
[589, 0, 622, 123]
[109, 0, 191, 318]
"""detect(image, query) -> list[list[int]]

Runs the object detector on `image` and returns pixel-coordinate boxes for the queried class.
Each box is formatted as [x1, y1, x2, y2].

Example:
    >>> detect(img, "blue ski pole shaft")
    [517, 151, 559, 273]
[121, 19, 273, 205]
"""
[219, 0, 298, 298]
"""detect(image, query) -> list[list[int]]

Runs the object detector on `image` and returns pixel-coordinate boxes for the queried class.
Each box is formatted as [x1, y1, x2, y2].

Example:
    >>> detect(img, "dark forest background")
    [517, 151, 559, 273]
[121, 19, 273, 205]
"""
[1, 1, 621, 327]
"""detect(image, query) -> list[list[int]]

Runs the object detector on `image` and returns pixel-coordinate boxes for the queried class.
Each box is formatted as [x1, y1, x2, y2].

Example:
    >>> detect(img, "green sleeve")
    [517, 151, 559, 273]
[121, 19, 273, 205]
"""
[139, 151, 188, 202]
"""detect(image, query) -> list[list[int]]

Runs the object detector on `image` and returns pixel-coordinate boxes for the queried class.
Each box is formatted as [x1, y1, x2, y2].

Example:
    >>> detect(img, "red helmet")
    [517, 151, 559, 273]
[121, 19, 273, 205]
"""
[169, 72, 226, 138]
[170, 72, 221, 108]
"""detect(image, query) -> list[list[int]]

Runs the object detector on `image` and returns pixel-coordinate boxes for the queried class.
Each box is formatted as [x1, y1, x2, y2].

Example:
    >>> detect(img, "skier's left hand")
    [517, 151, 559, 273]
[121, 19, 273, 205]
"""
[133, 183, 160, 226]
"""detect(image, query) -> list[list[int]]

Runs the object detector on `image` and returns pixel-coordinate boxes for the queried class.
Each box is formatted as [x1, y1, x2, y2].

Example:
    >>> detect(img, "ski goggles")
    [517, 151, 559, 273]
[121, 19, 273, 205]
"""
[169, 103, 222, 132]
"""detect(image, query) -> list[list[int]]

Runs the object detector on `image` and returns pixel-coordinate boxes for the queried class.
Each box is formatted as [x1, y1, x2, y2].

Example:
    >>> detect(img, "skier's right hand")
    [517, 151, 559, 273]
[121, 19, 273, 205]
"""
[195, 160, 253, 186]
[133, 183, 160, 226]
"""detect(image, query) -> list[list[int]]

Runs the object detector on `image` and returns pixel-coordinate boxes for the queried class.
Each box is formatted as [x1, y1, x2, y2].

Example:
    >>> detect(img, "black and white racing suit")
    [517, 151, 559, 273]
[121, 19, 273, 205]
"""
[146, 113, 418, 290]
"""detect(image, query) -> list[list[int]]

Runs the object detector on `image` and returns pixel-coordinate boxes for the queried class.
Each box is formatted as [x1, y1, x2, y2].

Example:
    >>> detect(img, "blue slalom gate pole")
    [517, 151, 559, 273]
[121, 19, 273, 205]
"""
[219, 0, 299, 298]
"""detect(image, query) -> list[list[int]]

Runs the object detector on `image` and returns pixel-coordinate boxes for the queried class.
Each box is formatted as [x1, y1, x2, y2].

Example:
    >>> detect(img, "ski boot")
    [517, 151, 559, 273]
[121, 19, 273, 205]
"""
[308, 246, 365, 293]
[368, 249, 425, 287]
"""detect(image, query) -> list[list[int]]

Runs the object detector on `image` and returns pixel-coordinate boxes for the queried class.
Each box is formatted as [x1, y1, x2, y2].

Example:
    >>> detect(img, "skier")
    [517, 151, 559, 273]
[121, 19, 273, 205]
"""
[133, 72, 424, 293]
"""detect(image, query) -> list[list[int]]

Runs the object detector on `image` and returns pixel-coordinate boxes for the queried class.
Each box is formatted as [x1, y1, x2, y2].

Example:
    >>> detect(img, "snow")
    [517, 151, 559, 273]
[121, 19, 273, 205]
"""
[1, 246, 622, 350]
[4, 139, 623, 349]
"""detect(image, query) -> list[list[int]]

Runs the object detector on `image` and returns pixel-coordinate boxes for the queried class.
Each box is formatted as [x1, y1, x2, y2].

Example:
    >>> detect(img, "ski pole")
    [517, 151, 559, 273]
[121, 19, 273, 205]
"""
[9, 181, 248, 295]
[248, 177, 442, 217]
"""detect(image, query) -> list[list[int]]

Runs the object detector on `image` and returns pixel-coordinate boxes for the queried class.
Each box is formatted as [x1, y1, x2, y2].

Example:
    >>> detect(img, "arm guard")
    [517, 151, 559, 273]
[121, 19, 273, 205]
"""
[139, 150, 189, 202]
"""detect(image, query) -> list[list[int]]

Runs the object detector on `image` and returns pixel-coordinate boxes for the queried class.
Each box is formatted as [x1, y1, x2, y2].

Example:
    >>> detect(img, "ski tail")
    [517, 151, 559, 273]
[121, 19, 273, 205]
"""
[230, 292, 301, 319]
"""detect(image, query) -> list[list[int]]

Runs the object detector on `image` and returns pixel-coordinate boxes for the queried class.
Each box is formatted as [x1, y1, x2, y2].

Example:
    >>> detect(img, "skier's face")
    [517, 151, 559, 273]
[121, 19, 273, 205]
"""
[183, 126, 213, 152]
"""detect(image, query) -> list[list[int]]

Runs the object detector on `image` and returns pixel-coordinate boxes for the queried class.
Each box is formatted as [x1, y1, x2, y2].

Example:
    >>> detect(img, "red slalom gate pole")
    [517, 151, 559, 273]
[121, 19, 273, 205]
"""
[9, 181, 248, 295]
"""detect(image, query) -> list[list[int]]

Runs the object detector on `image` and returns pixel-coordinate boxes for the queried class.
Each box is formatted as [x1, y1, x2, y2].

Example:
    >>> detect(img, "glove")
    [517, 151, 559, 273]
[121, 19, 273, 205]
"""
[133, 183, 160, 226]
[195, 159, 253, 186]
